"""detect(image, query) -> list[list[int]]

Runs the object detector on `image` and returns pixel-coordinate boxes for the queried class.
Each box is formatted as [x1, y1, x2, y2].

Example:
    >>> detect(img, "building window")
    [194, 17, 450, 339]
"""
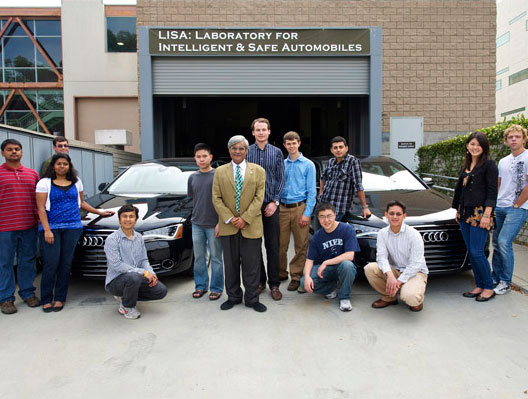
[497, 67, 509, 76]
[0, 89, 64, 134]
[106, 17, 136, 52]
[496, 80, 502, 91]
[509, 10, 527, 25]
[501, 107, 526, 118]
[496, 32, 510, 48]
[0, 18, 63, 135]
[509, 68, 528, 85]
[1, 19, 62, 83]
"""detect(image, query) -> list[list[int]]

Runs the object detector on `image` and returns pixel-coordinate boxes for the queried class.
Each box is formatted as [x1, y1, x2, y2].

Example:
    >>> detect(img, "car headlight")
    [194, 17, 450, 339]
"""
[142, 224, 183, 241]
[348, 223, 380, 238]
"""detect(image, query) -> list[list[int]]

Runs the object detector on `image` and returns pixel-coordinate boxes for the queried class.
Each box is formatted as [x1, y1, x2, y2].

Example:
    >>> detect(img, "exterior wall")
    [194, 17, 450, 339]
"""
[0, 124, 113, 198]
[0, 123, 141, 193]
[136, 0, 496, 146]
[496, 0, 528, 121]
[76, 97, 140, 153]
[62, 0, 140, 152]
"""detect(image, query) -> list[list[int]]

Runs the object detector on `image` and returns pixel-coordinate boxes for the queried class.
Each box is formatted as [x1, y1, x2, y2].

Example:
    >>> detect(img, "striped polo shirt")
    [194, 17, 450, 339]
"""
[246, 142, 285, 204]
[0, 163, 40, 232]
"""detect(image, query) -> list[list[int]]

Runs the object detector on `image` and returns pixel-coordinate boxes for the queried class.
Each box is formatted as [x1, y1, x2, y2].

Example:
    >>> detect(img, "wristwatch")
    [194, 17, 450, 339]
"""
[275, 200, 280, 206]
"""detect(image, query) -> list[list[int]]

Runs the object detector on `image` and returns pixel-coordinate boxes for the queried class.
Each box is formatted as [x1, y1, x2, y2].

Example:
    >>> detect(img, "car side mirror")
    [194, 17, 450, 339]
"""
[422, 177, 434, 188]
[98, 182, 107, 192]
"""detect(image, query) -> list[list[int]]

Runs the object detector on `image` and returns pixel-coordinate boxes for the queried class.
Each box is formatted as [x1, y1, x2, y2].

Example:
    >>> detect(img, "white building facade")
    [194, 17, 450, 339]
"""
[496, 0, 528, 121]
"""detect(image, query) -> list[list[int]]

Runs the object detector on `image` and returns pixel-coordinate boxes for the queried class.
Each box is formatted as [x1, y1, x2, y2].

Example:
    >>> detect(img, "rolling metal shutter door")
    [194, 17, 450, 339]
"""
[152, 57, 369, 95]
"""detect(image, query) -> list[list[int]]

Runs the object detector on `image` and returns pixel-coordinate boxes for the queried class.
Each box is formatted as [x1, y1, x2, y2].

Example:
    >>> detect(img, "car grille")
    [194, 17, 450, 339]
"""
[72, 230, 115, 277]
[73, 229, 168, 277]
[414, 224, 469, 273]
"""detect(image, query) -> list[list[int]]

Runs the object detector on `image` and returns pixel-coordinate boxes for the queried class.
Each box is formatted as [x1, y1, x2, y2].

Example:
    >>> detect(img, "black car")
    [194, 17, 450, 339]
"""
[72, 159, 198, 278]
[312, 156, 473, 274]
[73, 155, 471, 278]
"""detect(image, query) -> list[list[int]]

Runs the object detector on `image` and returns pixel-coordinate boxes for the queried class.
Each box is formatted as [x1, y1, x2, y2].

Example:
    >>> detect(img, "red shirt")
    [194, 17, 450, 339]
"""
[0, 163, 40, 232]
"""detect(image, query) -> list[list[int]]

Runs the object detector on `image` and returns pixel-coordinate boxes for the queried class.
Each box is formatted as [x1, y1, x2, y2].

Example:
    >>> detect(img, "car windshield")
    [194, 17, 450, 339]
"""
[107, 163, 191, 195]
[361, 161, 426, 191]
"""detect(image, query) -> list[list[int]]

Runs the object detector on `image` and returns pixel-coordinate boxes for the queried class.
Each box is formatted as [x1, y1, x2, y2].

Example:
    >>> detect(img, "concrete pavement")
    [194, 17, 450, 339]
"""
[1, 266, 528, 399]
[512, 243, 528, 293]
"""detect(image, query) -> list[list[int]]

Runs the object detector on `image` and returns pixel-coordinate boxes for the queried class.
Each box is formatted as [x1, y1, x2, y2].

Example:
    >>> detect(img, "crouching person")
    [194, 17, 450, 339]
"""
[365, 200, 428, 312]
[300, 202, 359, 312]
[104, 204, 167, 319]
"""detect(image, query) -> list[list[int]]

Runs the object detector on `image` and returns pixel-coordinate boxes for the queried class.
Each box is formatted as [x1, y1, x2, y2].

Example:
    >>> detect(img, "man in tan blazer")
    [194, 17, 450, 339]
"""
[212, 135, 267, 312]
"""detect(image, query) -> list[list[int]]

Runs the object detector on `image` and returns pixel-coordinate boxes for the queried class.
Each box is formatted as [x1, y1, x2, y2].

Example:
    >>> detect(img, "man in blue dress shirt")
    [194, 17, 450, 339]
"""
[279, 131, 316, 292]
[104, 204, 168, 319]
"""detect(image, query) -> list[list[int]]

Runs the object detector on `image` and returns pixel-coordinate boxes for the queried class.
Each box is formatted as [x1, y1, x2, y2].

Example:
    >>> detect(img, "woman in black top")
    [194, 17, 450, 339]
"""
[452, 131, 498, 301]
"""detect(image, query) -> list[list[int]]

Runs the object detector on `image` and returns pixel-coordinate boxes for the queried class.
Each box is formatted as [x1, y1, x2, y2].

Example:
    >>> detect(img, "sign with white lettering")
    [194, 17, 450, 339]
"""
[149, 28, 370, 56]
[398, 142, 416, 149]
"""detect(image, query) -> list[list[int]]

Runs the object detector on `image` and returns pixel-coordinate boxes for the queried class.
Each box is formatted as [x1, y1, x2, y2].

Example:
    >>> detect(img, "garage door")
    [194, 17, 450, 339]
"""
[152, 57, 369, 95]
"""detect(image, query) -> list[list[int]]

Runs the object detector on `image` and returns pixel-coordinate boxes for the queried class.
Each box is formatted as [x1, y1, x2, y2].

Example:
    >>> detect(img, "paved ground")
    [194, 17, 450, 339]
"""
[512, 242, 528, 293]
[2, 260, 528, 399]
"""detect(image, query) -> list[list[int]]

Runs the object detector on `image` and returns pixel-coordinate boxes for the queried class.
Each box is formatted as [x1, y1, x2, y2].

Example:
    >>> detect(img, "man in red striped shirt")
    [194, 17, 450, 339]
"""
[0, 139, 41, 315]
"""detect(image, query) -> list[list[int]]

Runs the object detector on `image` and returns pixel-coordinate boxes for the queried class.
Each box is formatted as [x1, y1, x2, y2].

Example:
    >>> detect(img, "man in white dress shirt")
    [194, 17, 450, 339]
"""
[364, 200, 429, 312]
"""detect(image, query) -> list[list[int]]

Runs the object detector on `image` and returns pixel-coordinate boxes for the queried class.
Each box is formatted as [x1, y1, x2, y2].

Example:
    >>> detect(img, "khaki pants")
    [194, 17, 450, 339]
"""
[364, 262, 427, 307]
[279, 203, 310, 281]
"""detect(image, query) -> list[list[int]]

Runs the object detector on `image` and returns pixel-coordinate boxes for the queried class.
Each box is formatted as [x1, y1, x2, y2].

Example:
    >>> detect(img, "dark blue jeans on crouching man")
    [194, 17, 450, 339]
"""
[300, 260, 357, 300]
[39, 228, 83, 305]
[106, 273, 168, 308]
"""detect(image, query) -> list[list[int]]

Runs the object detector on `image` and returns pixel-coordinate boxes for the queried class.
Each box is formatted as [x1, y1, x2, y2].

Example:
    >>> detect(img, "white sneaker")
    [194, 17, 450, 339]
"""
[119, 305, 141, 319]
[325, 289, 337, 299]
[493, 281, 511, 295]
[339, 299, 353, 312]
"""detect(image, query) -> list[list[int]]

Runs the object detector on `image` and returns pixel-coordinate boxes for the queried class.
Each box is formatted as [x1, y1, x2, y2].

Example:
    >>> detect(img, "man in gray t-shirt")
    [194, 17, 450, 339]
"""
[492, 124, 528, 295]
[187, 143, 224, 300]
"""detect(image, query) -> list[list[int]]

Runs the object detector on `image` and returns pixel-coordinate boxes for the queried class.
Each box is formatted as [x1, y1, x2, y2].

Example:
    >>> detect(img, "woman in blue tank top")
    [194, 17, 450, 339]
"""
[36, 154, 113, 312]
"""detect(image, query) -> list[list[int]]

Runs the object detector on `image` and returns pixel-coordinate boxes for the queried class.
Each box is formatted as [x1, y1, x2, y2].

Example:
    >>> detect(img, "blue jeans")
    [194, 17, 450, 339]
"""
[39, 228, 83, 304]
[0, 227, 38, 303]
[300, 260, 357, 300]
[492, 206, 528, 285]
[192, 224, 224, 293]
[459, 221, 493, 290]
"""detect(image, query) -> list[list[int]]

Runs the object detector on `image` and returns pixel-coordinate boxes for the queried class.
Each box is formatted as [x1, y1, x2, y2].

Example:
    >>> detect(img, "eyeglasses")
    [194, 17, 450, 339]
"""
[387, 212, 403, 217]
[229, 147, 246, 153]
[318, 214, 335, 220]
[56, 144, 69, 148]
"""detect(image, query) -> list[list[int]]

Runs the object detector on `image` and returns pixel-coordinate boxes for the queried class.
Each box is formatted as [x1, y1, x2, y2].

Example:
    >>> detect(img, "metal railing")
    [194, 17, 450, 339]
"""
[420, 172, 457, 193]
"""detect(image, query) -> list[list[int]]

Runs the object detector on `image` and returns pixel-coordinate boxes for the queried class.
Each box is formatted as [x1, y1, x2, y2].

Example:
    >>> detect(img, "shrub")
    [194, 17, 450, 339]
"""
[416, 114, 528, 189]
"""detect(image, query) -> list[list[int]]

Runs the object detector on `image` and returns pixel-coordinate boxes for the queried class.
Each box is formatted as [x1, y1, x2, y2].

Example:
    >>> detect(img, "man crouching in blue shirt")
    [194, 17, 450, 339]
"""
[301, 202, 359, 312]
[104, 204, 168, 319]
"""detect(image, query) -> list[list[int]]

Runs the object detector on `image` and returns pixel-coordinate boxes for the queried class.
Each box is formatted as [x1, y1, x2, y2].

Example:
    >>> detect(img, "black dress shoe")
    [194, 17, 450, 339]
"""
[476, 291, 496, 302]
[220, 300, 241, 310]
[462, 291, 480, 298]
[246, 302, 267, 313]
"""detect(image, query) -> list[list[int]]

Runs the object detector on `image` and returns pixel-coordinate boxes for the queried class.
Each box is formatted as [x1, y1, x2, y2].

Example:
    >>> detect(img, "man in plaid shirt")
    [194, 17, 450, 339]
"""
[319, 136, 371, 220]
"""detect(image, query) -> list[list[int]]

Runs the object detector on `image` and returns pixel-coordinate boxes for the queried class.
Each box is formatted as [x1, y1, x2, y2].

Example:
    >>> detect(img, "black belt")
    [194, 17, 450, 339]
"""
[280, 200, 306, 208]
